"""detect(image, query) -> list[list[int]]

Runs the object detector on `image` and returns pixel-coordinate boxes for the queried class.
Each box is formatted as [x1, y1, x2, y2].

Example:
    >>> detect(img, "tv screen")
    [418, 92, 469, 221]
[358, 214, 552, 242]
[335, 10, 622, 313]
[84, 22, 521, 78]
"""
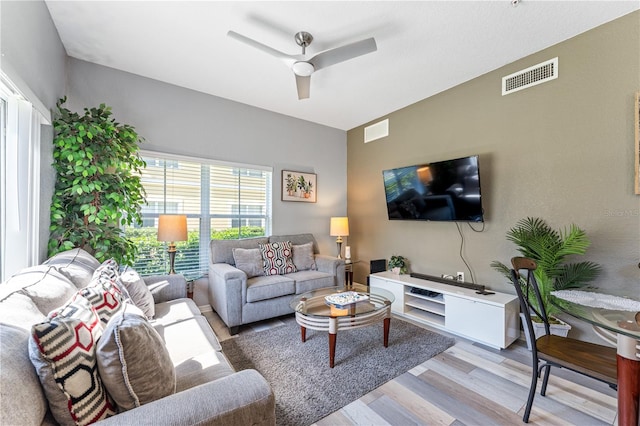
[382, 155, 484, 222]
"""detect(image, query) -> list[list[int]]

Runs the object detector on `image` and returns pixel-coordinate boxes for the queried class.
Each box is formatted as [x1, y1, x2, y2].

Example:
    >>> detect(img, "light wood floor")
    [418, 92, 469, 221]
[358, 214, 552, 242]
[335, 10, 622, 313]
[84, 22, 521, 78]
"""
[204, 310, 618, 426]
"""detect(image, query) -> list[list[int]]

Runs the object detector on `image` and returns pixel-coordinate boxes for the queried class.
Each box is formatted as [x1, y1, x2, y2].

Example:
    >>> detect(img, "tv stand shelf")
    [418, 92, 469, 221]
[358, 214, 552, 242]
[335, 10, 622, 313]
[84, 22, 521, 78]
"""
[369, 271, 520, 349]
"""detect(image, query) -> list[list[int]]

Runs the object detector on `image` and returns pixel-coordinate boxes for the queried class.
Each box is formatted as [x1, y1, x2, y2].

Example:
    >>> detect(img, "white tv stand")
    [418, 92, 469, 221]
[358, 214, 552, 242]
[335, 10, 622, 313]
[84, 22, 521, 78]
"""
[369, 271, 520, 349]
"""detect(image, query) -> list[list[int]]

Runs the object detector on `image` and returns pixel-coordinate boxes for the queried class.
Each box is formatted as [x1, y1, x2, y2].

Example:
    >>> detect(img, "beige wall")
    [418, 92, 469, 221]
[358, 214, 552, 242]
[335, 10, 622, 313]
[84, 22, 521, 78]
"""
[347, 12, 640, 340]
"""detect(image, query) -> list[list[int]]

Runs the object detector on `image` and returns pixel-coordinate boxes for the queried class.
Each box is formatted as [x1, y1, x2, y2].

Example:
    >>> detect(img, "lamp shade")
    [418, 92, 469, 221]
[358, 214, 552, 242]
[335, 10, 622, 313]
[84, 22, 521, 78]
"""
[330, 217, 349, 237]
[157, 214, 188, 242]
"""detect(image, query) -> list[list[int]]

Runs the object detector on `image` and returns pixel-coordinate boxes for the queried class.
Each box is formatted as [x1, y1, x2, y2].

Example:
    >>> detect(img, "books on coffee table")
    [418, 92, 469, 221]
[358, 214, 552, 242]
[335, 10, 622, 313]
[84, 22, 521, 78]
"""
[324, 291, 369, 309]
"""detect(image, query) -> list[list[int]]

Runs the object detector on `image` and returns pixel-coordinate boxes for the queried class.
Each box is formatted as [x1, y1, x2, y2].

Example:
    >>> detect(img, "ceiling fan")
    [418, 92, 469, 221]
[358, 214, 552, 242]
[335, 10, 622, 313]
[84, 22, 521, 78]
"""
[227, 30, 377, 100]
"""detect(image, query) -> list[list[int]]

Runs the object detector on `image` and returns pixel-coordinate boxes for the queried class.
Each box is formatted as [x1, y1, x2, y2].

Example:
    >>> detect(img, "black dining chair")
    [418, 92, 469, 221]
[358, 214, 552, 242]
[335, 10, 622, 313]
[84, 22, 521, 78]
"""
[510, 257, 617, 423]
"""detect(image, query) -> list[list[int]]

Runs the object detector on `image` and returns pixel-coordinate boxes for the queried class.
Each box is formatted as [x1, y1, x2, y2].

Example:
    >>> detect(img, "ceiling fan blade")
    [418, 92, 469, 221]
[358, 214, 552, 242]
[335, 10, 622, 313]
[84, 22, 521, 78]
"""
[227, 31, 298, 66]
[309, 37, 377, 71]
[295, 75, 311, 100]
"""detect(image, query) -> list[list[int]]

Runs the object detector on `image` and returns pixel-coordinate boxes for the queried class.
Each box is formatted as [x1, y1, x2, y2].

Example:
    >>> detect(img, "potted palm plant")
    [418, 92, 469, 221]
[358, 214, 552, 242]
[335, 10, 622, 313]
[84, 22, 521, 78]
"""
[491, 217, 601, 348]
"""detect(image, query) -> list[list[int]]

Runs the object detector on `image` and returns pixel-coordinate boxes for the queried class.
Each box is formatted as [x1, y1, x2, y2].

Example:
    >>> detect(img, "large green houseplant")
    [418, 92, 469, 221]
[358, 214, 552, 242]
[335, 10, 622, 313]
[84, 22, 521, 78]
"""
[491, 217, 601, 319]
[48, 98, 146, 265]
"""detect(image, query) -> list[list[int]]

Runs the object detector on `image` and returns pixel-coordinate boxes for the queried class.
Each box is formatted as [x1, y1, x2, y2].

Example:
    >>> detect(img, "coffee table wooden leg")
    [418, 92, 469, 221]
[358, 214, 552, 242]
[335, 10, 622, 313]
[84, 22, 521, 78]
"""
[300, 326, 306, 342]
[617, 353, 640, 426]
[329, 317, 338, 368]
[383, 317, 390, 347]
[329, 333, 336, 368]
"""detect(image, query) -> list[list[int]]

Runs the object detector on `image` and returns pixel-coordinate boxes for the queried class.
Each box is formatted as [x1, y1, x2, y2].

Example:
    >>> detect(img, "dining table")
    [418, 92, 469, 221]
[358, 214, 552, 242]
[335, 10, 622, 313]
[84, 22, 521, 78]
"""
[550, 289, 640, 426]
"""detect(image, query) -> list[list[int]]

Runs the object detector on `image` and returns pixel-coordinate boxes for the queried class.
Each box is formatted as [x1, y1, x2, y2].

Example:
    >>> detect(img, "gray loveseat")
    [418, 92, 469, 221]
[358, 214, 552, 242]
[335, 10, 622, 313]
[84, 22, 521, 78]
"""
[208, 233, 345, 334]
[0, 248, 275, 425]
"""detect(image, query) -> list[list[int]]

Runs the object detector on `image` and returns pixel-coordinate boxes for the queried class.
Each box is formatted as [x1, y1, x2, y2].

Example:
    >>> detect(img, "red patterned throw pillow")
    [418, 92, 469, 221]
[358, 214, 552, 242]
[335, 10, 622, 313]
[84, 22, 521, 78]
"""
[75, 276, 126, 326]
[259, 241, 297, 276]
[29, 296, 116, 425]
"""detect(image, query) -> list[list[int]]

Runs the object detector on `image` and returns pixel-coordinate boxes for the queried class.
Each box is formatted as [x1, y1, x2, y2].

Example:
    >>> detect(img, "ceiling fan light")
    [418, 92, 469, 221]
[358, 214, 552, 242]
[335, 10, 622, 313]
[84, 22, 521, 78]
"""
[292, 61, 315, 77]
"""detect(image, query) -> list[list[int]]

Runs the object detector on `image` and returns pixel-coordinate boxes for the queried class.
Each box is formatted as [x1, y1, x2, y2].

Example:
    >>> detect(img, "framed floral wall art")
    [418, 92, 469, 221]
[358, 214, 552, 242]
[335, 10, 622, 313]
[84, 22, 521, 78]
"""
[282, 170, 317, 203]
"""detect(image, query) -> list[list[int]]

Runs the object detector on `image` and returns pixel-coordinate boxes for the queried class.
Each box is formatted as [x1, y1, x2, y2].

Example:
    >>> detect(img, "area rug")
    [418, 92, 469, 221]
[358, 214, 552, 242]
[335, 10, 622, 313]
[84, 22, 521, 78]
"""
[221, 316, 455, 426]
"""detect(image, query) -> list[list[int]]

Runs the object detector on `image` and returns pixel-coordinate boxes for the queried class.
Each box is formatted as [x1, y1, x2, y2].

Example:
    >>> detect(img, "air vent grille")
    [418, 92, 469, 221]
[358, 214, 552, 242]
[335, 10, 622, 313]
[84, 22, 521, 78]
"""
[502, 57, 558, 95]
[364, 118, 389, 143]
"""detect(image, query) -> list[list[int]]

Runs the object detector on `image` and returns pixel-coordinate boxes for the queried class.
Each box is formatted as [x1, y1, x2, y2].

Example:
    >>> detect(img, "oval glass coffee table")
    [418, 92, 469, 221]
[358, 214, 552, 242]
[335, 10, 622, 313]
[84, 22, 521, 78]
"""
[290, 283, 394, 368]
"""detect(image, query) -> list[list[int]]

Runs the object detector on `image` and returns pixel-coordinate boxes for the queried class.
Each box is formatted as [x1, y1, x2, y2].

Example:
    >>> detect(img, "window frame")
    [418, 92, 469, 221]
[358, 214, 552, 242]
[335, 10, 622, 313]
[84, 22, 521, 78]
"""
[0, 73, 48, 281]
[128, 150, 272, 278]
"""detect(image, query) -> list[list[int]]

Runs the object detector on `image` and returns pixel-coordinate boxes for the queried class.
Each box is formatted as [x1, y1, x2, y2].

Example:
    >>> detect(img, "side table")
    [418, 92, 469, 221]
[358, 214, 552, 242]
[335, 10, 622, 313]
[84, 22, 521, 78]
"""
[344, 260, 359, 288]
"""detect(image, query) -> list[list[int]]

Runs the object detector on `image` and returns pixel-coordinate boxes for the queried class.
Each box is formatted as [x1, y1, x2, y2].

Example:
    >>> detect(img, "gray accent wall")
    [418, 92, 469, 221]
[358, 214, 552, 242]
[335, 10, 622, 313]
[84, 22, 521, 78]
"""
[0, 0, 67, 262]
[66, 59, 347, 254]
[346, 12, 640, 341]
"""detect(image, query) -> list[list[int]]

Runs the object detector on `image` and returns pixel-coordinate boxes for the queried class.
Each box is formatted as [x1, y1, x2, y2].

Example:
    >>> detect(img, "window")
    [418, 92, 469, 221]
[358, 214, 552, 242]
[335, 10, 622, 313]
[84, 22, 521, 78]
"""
[139, 201, 179, 227]
[125, 152, 272, 279]
[231, 205, 264, 228]
[0, 74, 48, 281]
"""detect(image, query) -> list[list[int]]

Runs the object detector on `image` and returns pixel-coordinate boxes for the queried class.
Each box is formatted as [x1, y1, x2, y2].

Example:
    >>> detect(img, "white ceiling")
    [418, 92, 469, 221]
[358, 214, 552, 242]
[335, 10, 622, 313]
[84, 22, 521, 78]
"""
[45, 1, 639, 131]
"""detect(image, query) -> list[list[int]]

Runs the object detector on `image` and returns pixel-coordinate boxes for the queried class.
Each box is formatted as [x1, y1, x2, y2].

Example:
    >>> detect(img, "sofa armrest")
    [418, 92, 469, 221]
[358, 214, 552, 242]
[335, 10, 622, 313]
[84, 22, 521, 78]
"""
[96, 369, 275, 426]
[315, 255, 345, 287]
[207, 263, 245, 328]
[142, 274, 187, 303]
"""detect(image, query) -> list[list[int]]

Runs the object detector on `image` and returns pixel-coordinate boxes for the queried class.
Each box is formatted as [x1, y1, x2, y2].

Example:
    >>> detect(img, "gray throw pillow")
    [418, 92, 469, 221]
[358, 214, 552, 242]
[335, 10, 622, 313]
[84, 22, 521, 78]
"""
[292, 242, 317, 271]
[1, 265, 78, 316]
[43, 248, 100, 288]
[119, 268, 155, 319]
[232, 248, 265, 278]
[97, 308, 176, 411]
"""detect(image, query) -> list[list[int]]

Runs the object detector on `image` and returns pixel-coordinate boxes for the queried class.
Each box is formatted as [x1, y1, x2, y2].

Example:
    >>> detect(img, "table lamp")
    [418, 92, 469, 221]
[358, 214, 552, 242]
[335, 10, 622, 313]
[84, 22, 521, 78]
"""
[157, 214, 188, 274]
[329, 216, 349, 259]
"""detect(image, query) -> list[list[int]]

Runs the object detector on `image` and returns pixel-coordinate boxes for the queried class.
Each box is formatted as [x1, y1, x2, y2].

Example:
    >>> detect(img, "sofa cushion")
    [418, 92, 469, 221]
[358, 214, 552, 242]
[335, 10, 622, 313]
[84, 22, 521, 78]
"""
[157, 316, 223, 365]
[43, 248, 100, 288]
[29, 296, 116, 426]
[259, 241, 296, 276]
[152, 298, 201, 326]
[174, 350, 235, 392]
[290, 270, 337, 294]
[232, 247, 264, 278]
[269, 233, 319, 254]
[119, 267, 155, 319]
[292, 242, 317, 271]
[0, 292, 47, 330]
[246, 275, 295, 303]
[1, 265, 78, 316]
[210, 237, 269, 265]
[97, 309, 176, 411]
[0, 324, 48, 426]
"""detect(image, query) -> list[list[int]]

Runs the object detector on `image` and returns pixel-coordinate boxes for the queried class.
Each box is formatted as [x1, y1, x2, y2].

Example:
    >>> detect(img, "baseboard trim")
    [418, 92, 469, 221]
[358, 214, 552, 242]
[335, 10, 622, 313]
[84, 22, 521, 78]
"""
[198, 304, 212, 313]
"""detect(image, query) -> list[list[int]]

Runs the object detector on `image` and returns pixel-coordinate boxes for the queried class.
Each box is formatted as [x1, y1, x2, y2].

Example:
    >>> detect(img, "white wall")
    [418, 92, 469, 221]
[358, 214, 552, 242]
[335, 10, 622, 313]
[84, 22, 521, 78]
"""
[66, 59, 347, 254]
[0, 0, 67, 262]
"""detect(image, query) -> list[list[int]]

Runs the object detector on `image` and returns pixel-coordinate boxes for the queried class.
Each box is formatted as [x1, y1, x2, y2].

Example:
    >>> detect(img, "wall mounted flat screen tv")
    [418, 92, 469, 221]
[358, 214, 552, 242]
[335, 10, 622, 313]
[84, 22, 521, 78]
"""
[382, 155, 484, 222]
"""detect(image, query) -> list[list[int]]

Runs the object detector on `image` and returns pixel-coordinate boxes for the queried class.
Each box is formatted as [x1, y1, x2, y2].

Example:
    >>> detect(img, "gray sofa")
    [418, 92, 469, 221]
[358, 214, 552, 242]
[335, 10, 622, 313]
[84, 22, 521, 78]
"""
[208, 233, 345, 334]
[0, 248, 275, 426]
